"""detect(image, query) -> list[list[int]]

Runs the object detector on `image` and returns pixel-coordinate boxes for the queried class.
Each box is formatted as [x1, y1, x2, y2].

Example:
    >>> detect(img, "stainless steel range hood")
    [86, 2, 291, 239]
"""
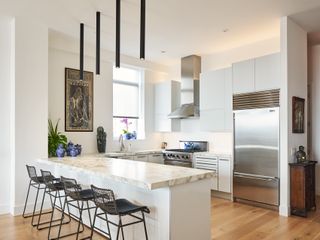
[168, 55, 201, 119]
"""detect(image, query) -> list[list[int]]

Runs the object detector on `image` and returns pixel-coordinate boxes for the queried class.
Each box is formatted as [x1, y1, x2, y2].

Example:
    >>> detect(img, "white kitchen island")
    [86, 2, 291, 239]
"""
[35, 156, 214, 240]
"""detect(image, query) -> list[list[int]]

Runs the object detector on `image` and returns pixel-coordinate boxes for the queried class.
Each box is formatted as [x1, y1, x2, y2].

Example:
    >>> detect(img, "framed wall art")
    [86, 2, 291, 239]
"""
[292, 96, 305, 134]
[65, 68, 94, 132]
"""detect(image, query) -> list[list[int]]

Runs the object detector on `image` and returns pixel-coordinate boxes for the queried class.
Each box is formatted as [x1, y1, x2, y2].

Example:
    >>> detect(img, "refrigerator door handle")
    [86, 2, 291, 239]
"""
[234, 172, 278, 182]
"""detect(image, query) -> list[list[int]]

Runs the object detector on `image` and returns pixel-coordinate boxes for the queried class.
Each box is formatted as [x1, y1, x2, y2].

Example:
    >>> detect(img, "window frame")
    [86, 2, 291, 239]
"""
[112, 65, 145, 140]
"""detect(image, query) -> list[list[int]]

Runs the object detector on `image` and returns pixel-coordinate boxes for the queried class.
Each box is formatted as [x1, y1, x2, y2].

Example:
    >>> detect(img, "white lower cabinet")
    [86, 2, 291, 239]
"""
[148, 153, 164, 164]
[218, 157, 231, 193]
[194, 154, 231, 193]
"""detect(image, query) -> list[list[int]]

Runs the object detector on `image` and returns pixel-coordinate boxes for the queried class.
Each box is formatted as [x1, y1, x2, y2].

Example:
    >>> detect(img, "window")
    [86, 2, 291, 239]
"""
[113, 66, 145, 140]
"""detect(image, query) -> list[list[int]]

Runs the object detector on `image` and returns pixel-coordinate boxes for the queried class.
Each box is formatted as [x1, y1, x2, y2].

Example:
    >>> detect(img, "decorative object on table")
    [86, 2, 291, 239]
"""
[97, 126, 107, 153]
[48, 119, 67, 157]
[65, 68, 94, 132]
[66, 141, 82, 157]
[292, 96, 305, 133]
[56, 144, 66, 158]
[295, 145, 307, 163]
[161, 142, 167, 149]
[120, 118, 137, 140]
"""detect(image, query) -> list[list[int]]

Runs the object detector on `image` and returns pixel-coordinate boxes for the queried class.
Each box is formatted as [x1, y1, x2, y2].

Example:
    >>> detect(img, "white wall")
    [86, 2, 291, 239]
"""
[309, 44, 320, 194]
[12, 17, 49, 215]
[279, 17, 308, 216]
[202, 37, 280, 72]
[0, 16, 13, 214]
[49, 32, 167, 154]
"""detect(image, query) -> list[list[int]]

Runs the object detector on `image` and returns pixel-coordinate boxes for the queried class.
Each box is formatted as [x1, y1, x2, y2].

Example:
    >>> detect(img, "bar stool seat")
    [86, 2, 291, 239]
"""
[113, 199, 150, 216]
[68, 189, 94, 201]
[90, 185, 150, 240]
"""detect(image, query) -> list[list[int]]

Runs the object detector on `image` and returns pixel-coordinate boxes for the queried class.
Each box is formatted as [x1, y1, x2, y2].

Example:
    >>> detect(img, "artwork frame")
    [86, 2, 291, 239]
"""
[292, 96, 305, 134]
[65, 68, 94, 132]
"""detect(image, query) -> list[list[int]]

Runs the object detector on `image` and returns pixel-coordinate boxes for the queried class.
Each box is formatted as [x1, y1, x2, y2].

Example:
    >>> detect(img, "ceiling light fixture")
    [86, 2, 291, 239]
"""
[115, 0, 121, 68]
[96, 12, 100, 75]
[80, 23, 84, 80]
[140, 0, 146, 60]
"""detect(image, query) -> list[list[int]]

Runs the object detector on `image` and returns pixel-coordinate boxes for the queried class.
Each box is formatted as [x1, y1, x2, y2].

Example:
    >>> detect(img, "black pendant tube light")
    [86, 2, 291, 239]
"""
[80, 23, 84, 80]
[140, 0, 146, 60]
[96, 12, 101, 75]
[115, 0, 121, 68]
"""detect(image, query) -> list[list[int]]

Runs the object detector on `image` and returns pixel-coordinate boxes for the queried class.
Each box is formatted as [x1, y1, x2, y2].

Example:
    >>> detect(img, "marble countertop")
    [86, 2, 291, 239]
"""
[36, 156, 214, 190]
[104, 149, 163, 158]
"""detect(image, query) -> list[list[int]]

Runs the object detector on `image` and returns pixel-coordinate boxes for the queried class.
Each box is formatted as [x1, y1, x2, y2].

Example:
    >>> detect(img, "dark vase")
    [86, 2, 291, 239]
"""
[97, 126, 107, 153]
[56, 144, 65, 158]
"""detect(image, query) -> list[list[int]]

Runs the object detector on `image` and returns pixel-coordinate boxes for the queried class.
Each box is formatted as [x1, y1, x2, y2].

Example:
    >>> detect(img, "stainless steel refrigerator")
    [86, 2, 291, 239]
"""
[233, 107, 279, 206]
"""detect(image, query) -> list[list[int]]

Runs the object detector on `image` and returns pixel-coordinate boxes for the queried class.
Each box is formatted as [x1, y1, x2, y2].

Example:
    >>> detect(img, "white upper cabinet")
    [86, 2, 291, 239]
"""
[200, 67, 232, 132]
[200, 69, 225, 110]
[255, 53, 281, 91]
[154, 80, 180, 132]
[232, 59, 255, 94]
[232, 53, 280, 94]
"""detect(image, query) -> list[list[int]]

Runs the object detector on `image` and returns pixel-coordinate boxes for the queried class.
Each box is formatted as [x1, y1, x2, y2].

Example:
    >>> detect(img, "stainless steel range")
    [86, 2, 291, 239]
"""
[163, 141, 208, 168]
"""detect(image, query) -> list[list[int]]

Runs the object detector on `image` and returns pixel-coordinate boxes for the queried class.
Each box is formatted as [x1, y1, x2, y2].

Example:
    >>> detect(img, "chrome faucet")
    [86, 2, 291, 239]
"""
[119, 134, 125, 152]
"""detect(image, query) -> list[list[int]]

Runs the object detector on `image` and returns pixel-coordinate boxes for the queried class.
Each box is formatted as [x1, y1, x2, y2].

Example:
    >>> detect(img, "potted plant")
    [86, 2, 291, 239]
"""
[48, 119, 67, 157]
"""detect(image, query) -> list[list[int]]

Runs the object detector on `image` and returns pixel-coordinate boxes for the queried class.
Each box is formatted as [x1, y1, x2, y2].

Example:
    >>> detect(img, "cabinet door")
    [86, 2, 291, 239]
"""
[200, 109, 225, 131]
[200, 69, 225, 110]
[148, 154, 164, 164]
[255, 53, 280, 91]
[133, 154, 148, 162]
[218, 157, 231, 193]
[154, 81, 171, 115]
[232, 59, 255, 94]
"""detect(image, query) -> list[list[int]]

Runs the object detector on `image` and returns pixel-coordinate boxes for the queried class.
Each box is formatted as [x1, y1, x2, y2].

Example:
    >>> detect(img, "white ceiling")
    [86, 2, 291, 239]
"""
[1, 0, 320, 65]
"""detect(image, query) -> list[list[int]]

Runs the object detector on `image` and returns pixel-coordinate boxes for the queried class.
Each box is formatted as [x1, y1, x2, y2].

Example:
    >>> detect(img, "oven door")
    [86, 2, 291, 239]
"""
[164, 160, 192, 168]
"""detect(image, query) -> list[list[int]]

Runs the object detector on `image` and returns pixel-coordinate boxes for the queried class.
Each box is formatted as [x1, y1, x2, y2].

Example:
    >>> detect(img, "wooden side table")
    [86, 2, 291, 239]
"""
[289, 161, 317, 217]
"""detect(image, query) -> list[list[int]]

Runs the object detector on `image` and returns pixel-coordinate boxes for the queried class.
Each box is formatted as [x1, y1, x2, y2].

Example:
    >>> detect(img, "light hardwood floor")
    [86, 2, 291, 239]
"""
[1, 197, 320, 240]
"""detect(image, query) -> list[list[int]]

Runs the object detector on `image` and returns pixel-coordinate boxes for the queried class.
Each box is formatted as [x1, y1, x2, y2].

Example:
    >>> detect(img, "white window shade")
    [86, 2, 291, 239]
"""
[113, 83, 139, 118]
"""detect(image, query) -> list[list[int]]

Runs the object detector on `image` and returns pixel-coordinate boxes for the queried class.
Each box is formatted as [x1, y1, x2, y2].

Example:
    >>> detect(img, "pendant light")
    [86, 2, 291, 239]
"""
[80, 23, 84, 80]
[96, 12, 101, 75]
[140, 0, 146, 60]
[115, 0, 121, 68]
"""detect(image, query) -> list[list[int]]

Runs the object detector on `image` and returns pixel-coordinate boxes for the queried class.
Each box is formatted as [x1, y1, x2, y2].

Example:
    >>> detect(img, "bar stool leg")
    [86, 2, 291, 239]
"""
[30, 184, 41, 226]
[57, 196, 67, 239]
[48, 191, 58, 240]
[105, 213, 112, 240]
[90, 207, 98, 239]
[142, 211, 148, 240]
[120, 217, 125, 240]
[76, 201, 84, 240]
[116, 220, 121, 240]
[22, 180, 32, 218]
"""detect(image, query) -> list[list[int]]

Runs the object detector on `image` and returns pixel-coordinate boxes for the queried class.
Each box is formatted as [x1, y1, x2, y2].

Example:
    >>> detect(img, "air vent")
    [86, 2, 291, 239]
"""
[233, 89, 280, 110]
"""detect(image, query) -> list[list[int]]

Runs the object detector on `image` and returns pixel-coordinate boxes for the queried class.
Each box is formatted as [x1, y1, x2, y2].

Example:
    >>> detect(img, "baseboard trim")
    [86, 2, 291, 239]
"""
[13, 201, 51, 216]
[211, 190, 232, 201]
[279, 204, 290, 217]
[0, 204, 10, 215]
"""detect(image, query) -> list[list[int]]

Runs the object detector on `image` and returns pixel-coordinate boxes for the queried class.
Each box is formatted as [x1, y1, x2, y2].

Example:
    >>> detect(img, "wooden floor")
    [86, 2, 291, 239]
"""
[1, 197, 320, 240]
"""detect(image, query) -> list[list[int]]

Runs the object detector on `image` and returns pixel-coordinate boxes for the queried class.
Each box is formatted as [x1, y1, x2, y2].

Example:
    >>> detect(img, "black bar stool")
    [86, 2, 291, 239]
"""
[90, 184, 150, 240]
[56, 176, 95, 240]
[40, 170, 72, 239]
[23, 165, 62, 228]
